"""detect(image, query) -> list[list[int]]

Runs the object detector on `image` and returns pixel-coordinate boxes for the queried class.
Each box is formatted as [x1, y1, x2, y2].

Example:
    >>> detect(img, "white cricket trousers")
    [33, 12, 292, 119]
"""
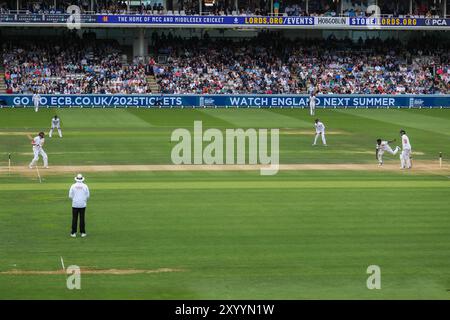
[400, 148, 411, 169]
[314, 132, 327, 145]
[49, 126, 62, 137]
[378, 146, 399, 164]
[310, 103, 315, 116]
[30, 146, 48, 167]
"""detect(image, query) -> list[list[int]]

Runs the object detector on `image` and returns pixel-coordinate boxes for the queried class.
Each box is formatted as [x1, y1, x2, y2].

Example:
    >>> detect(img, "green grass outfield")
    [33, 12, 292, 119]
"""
[0, 108, 449, 299]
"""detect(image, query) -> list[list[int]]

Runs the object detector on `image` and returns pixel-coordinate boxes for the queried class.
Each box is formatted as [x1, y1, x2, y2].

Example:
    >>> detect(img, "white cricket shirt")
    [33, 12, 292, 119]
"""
[69, 182, 90, 208]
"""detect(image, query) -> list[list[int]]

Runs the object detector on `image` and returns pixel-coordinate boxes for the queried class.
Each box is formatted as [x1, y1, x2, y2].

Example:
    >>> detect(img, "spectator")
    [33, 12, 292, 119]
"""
[2, 34, 448, 95]
[2, 37, 152, 94]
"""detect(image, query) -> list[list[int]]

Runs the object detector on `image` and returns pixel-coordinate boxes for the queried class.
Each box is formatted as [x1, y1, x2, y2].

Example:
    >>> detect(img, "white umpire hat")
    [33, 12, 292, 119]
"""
[75, 173, 85, 182]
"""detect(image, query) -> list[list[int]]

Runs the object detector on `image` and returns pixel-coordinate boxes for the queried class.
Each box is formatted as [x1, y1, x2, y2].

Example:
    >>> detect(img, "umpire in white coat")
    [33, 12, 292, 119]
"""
[69, 174, 90, 238]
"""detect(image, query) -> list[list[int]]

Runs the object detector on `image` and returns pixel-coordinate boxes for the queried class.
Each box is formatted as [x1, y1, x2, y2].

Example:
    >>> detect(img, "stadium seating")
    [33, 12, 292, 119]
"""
[152, 35, 449, 95]
[2, 38, 152, 94]
[1, 34, 448, 95]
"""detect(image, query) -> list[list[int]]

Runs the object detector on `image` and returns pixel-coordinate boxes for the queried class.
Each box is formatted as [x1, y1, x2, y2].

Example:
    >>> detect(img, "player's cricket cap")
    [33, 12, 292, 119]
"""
[75, 173, 85, 182]
[400, 129, 406, 134]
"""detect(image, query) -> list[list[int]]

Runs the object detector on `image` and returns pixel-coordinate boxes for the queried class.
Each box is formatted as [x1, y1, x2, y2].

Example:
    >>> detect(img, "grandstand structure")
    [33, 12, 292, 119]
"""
[0, 0, 449, 107]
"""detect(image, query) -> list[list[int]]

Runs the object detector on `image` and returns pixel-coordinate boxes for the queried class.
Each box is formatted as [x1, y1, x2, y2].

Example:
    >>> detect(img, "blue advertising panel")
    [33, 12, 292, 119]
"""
[349, 17, 450, 27]
[0, 13, 97, 23]
[0, 14, 448, 28]
[95, 14, 315, 26]
[0, 95, 448, 108]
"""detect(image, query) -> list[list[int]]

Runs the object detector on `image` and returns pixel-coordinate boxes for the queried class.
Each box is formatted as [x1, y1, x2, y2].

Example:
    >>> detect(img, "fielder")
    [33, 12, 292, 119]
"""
[29, 132, 48, 168]
[32, 92, 41, 112]
[399, 129, 412, 169]
[309, 92, 316, 116]
[313, 119, 327, 146]
[49, 115, 62, 138]
[376, 139, 400, 166]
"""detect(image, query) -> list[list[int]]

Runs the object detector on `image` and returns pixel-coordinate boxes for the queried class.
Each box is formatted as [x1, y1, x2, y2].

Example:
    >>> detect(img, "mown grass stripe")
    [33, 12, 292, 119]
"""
[337, 109, 450, 135]
[1, 180, 449, 191]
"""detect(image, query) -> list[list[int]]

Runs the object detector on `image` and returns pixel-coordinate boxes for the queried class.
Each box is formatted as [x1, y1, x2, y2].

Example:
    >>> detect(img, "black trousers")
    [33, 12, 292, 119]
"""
[72, 207, 86, 234]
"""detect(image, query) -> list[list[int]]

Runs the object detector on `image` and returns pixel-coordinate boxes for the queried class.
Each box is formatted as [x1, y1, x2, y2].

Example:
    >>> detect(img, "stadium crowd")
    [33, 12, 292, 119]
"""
[289, 37, 449, 94]
[2, 37, 151, 94]
[152, 34, 297, 94]
[2, 34, 449, 95]
[0, 0, 165, 14]
[152, 33, 449, 94]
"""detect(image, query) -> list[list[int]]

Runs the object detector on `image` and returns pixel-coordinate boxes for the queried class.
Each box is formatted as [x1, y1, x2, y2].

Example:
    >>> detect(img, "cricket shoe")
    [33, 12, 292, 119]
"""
[70, 233, 76, 238]
[81, 233, 87, 238]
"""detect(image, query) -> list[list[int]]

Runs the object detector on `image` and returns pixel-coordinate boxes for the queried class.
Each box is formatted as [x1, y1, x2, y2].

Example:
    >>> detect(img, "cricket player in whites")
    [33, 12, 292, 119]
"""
[309, 92, 316, 116]
[32, 91, 41, 112]
[399, 129, 412, 169]
[376, 139, 400, 166]
[29, 132, 48, 168]
[313, 119, 327, 146]
[49, 115, 62, 138]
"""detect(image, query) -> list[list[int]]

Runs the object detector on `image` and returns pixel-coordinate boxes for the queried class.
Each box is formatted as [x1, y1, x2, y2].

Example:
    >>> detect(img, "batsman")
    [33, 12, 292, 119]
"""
[399, 129, 412, 169]
[28, 132, 48, 169]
